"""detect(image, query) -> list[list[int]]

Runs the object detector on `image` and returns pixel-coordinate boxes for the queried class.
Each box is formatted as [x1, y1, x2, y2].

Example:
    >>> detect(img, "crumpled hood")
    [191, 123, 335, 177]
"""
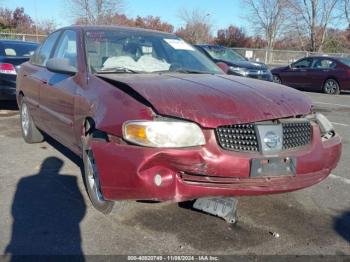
[98, 73, 312, 128]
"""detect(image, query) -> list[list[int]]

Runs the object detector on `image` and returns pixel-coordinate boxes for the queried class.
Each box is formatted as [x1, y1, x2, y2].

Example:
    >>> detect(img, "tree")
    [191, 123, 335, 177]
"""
[242, 0, 288, 51]
[0, 8, 13, 30]
[215, 25, 253, 47]
[134, 16, 174, 33]
[68, 0, 124, 25]
[0, 7, 56, 35]
[12, 7, 33, 32]
[287, 0, 339, 52]
[176, 8, 213, 44]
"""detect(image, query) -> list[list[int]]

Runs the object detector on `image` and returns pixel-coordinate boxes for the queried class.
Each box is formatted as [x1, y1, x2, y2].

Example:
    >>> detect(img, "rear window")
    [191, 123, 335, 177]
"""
[339, 58, 350, 67]
[0, 42, 39, 57]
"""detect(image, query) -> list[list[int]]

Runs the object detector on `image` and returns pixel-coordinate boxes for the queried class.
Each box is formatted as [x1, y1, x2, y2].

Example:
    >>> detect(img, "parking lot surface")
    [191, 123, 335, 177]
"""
[0, 92, 349, 255]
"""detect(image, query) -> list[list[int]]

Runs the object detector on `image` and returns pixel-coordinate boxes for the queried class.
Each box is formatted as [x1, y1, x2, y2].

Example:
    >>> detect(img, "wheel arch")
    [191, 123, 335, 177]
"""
[323, 77, 341, 89]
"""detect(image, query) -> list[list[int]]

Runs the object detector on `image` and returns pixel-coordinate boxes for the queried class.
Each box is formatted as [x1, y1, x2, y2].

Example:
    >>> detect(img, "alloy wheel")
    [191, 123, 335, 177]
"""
[273, 75, 282, 84]
[324, 79, 339, 95]
[21, 103, 30, 137]
[86, 150, 106, 204]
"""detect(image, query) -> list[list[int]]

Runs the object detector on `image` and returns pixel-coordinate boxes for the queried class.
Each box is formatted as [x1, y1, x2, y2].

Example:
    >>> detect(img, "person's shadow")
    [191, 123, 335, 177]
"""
[5, 157, 86, 257]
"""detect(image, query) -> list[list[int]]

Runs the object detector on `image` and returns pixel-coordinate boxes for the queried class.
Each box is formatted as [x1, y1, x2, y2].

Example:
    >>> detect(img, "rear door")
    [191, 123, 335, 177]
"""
[19, 32, 61, 126]
[281, 58, 313, 89]
[308, 58, 337, 91]
[39, 30, 80, 150]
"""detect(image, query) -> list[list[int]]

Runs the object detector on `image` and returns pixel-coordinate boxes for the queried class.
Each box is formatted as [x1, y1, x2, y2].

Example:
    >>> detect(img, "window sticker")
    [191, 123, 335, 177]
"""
[164, 39, 195, 51]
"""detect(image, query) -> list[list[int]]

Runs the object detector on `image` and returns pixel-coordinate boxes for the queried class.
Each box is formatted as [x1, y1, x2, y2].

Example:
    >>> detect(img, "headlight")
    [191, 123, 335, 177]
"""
[123, 120, 206, 148]
[229, 66, 249, 76]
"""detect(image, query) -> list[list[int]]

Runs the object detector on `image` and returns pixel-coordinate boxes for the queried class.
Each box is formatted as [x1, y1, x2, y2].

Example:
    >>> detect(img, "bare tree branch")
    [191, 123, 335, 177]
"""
[286, 0, 339, 52]
[242, 0, 288, 51]
[176, 8, 213, 44]
[66, 0, 124, 25]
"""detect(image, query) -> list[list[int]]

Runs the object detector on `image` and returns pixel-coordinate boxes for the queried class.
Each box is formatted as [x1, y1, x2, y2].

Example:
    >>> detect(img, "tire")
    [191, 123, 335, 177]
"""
[273, 75, 282, 84]
[82, 139, 114, 214]
[323, 79, 340, 95]
[20, 99, 44, 143]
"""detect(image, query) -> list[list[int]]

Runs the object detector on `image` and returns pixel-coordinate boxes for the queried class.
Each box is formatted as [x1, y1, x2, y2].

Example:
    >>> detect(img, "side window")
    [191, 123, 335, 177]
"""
[293, 58, 312, 69]
[31, 31, 61, 66]
[313, 59, 336, 69]
[53, 30, 77, 69]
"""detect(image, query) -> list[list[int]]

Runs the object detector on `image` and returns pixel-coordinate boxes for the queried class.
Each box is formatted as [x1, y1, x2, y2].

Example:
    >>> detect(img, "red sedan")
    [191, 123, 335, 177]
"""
[271, 56, 350, 95]
[16, 26, 341, 214]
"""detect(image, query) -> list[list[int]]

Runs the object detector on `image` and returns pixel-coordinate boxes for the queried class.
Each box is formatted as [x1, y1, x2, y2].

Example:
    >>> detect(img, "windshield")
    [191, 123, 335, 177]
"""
[0, 42, 38, 57]
[85, 29, 222, 74]
[339, 58, 350, 67]
[204, 46, 246, 62]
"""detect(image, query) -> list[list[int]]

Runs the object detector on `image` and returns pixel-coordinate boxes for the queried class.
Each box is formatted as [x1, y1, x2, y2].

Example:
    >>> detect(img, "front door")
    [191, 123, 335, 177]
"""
[39, 30, 79, 150]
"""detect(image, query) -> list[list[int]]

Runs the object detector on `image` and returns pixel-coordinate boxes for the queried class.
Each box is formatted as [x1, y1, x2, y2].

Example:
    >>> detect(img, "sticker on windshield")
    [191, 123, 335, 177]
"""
[164, 39, 195, 51]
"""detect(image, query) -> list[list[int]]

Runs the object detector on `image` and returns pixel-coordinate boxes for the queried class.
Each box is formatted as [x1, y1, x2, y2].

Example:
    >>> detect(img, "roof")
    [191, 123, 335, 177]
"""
[195, 44, 226, 49]
[0, 39, 39, 45]
[303, 55, 348, 60]
[59, 25, 175, 37]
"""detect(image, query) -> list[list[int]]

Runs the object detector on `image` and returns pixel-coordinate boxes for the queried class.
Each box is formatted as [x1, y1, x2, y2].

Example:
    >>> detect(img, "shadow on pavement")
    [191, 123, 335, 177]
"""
[334, 211, 350, 244]
[4, 157, 86, 257]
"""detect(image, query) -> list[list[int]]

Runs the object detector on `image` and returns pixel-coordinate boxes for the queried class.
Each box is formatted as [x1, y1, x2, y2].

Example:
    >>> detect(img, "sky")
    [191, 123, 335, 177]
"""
[2, 0, 249, 32]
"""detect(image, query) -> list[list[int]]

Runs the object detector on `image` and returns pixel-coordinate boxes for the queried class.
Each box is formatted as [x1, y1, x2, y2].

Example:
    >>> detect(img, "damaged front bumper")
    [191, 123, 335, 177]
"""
[91, 124, 342, 202]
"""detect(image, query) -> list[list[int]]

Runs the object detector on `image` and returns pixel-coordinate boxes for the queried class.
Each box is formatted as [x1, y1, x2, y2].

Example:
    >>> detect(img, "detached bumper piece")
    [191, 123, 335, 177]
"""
[193, 197, 238, 224]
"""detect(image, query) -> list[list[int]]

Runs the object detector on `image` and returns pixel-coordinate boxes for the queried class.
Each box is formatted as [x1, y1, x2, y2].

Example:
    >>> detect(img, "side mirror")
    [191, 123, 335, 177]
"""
[216, 62, 229, 74]
[46, 58, 77, 75]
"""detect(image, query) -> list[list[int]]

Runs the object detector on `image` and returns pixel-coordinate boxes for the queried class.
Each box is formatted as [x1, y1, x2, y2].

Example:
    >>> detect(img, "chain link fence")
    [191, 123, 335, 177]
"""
[232, 47, 350, 68]
[0, 32, 47, 43]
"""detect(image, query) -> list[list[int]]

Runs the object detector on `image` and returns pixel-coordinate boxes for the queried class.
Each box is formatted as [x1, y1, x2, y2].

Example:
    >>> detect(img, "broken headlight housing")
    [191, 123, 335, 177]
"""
[308, 113, 335, 138]
[123, 120, 206, 148]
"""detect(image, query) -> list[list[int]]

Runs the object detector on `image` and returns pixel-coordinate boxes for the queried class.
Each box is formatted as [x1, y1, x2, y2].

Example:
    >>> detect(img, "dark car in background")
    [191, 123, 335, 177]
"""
[196, 45, 273, 81]
[271, 56, 350, 95]
[0, 40, 39, 100]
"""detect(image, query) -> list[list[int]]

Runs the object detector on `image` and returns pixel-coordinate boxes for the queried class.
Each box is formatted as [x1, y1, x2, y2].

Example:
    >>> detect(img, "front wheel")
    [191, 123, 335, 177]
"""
[323, 79, 340, 95]
[83, 147, 114, 214]
[273, 75, 282, 84]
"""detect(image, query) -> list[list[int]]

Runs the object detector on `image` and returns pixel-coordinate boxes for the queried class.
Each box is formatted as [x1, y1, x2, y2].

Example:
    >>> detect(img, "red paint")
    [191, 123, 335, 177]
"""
[16, 26, 342, 203]
[91, 126, 341, 201]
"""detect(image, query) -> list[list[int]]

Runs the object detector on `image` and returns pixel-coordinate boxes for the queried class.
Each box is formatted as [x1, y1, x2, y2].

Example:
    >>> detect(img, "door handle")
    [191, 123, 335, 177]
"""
[41, 80, 48, 85]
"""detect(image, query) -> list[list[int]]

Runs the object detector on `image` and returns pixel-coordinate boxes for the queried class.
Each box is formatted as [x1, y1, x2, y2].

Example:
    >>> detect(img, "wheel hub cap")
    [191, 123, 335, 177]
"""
[86, 151, 105, 203]
[21, 103, 30, 136]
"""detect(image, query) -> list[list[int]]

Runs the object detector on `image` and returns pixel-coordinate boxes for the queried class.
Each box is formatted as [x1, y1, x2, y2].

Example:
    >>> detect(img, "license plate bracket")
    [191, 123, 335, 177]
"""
[250, 157, 296, 178]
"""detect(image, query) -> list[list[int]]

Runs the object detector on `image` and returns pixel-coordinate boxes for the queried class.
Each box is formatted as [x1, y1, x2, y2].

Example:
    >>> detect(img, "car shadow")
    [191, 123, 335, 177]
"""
[4, 156, 86, 258]
[334, 211, 350, 244]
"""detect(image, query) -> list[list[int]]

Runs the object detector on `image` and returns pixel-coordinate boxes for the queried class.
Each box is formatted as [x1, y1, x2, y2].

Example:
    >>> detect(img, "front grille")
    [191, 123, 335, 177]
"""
[215, 124, 259, 152]
[215, 120, 312, 153]
[282, 121, 312, 150]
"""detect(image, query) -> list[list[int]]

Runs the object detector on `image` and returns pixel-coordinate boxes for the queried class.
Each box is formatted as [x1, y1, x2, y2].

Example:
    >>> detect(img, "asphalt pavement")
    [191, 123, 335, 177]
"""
[0, 92, 349, 256]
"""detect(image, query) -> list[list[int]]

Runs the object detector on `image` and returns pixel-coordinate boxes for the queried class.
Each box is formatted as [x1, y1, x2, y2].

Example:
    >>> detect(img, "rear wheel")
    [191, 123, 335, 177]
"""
[20, 99, 44, 143]
[273, 75, 282, 84]
[323, 79, 340, 95]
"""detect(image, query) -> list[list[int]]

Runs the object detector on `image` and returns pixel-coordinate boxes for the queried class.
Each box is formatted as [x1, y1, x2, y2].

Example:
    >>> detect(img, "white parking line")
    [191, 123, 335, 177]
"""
[331, 122, 350, 127]
[314, 101, 350, 108]
[329, 174, 350, 185]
